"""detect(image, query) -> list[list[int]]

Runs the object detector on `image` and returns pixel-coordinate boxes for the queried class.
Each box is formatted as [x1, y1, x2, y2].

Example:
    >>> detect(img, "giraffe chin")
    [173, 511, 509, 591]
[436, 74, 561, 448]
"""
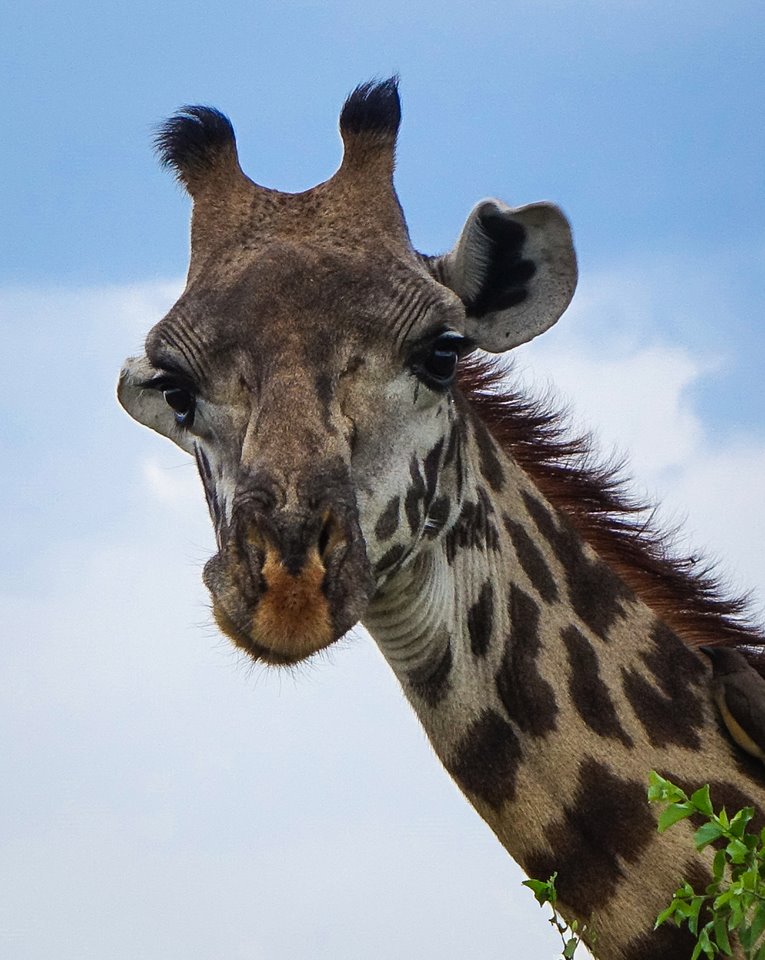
[211, 597, 337, 666]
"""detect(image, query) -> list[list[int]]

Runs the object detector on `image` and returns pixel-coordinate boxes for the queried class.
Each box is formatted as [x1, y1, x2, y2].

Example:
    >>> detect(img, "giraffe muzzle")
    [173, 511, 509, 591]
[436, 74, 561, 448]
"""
[203, 504, 373, 666]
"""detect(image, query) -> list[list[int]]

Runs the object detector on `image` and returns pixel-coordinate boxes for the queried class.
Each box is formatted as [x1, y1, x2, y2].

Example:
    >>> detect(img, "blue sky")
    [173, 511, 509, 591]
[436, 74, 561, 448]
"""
[2, 2, 764, 958]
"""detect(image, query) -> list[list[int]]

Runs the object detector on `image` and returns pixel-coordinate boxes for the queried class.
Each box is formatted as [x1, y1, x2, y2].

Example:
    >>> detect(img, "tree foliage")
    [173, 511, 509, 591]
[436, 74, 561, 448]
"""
[523, 872, 589, 958]
[648, 772, 765, 960]
[524, 774, 765, 960]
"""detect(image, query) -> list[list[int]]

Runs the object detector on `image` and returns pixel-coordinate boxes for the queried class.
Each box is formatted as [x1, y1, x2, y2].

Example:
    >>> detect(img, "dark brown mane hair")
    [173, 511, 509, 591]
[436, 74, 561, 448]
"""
[456, 353, 765, 654]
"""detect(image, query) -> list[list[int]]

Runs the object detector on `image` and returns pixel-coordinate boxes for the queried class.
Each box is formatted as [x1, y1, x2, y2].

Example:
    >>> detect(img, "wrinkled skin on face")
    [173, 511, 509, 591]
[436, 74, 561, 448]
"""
[120, 241, 469, 665]
[118, 81, 576, 666]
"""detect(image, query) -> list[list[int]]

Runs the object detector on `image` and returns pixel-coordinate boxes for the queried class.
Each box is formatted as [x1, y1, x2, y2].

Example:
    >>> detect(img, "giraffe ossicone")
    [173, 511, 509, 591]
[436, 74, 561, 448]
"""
[119, 79, 765, 960]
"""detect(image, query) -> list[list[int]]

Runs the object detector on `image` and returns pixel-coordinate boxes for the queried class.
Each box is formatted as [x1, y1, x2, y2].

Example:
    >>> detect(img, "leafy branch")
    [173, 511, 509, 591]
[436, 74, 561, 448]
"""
[648, 771, 765, 960]
[523, 872, 589, 959]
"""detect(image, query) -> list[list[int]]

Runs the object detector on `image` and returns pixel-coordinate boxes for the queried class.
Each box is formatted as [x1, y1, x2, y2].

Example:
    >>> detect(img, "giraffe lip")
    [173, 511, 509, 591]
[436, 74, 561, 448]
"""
[239, 636, 304, 667]
[210, 596, 306, 666]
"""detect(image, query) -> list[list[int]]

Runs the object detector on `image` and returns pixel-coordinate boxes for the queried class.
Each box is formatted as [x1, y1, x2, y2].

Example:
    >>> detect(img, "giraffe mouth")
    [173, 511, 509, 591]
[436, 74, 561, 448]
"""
[203, 525, 373, 666]
[210, 600, 306, 667]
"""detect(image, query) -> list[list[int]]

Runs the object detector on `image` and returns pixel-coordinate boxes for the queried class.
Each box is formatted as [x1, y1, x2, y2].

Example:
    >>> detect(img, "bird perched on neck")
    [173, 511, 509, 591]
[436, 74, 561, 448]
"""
[702, 646, 765, 761]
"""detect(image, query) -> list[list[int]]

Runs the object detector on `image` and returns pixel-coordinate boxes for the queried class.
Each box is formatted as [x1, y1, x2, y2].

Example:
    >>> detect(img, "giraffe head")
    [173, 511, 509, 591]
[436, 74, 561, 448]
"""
[118, 79, 577, 666]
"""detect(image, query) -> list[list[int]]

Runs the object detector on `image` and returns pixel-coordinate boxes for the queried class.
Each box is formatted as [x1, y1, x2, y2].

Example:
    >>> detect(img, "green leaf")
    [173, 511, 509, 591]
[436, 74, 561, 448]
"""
[741, 866, 760, 893]
[713, 914, 733, 956]
[675, 898, 697, 921]
[655, 904, 678, 928]
[687, 896, 704, 935]
[713, 850, 728, 883]
[648, 771, 687, 804]
[727, 838, 750, 864]
[714, 888, 735, 909]
[740, 920, 754, 952]
[522, 879, 552, 905]
[659, 802, 696, 833]
[730, 807, 755, 839]
[697, 926, 715, 959]
[749, 902, 765, 948]
[696, 821, 725, 850]
[563, 936, 579, 958]
[691, 785, 714, 817]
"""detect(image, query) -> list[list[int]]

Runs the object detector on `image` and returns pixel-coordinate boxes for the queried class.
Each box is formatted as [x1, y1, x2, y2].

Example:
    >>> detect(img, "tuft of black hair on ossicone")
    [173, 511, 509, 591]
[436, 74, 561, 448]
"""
[154, 106, 237, 184]
[340, 77, 401, 139]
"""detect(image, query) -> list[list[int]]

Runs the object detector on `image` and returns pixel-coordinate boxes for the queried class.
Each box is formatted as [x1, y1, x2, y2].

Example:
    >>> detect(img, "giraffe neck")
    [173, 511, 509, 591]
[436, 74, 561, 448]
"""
[363, 411, 765, 960]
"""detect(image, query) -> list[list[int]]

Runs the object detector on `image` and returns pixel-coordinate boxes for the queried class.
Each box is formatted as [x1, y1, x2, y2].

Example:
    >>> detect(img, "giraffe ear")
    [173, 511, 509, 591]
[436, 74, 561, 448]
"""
[428, 199, 577, 353]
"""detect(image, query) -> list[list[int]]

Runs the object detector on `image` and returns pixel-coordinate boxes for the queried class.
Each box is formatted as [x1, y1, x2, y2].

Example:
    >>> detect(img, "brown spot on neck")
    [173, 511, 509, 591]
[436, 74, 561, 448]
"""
[446, 709, 522, 809]
[562, 625, 633, 746]
[524, 758, 655, 921]
[496, 584, 558, 736]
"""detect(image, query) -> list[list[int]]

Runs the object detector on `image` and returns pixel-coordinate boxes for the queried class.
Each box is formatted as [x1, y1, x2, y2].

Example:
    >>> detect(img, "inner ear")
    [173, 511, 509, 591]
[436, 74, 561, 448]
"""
[425, 199, 577, 354]
[462, 206, 537, 318]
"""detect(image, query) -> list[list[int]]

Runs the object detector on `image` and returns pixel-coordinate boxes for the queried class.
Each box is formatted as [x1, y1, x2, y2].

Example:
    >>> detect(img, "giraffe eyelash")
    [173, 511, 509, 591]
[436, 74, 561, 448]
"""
[139, 372, 196, 393]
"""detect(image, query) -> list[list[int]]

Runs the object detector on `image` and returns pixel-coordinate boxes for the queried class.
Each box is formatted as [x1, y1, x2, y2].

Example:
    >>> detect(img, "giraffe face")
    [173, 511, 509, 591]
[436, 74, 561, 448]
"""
[118, 80, 576, 666]
[119, 242, 471, 665]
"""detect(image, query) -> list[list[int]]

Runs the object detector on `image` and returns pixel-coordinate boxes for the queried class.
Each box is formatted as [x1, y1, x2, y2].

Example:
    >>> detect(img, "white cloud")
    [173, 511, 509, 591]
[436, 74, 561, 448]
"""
[142, 453, 203, 509]
[517, 340, 709, 477]
[666, 443, 765, 614]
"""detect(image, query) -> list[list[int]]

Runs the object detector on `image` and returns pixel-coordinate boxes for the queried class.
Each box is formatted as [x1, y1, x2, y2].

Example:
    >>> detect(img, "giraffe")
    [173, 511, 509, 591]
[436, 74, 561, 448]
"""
[118, 79, 765, 959]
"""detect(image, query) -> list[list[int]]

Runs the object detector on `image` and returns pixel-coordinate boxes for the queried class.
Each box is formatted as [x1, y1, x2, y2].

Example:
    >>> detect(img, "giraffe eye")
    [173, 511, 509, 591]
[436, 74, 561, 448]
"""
[413, 331, 471, 390]
[163, 387, 196, 427]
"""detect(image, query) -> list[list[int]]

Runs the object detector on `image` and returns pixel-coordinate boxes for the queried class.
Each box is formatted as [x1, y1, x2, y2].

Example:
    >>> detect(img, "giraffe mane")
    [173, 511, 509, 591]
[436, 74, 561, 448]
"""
[456, 353, 765, 657]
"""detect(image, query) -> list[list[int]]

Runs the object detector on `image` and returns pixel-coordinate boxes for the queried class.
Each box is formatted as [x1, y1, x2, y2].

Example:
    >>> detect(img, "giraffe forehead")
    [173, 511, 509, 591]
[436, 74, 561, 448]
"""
[151, 241, 459, 376]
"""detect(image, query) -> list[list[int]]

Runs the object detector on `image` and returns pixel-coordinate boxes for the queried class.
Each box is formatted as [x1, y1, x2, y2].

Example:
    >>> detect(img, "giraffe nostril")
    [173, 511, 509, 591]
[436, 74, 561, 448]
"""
[317, 510, 347, 563]
[318, 513, 333, 560]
